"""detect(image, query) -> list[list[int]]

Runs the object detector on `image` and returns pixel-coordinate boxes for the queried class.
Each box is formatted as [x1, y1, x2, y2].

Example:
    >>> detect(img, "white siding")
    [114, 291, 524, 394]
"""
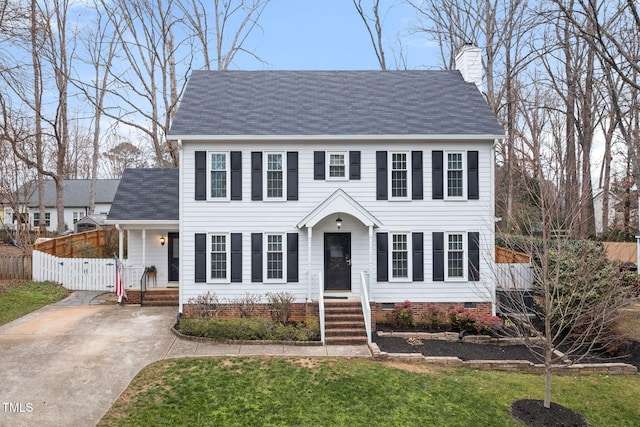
[180, 140, 496, 305]
[126, 229, 176, 285]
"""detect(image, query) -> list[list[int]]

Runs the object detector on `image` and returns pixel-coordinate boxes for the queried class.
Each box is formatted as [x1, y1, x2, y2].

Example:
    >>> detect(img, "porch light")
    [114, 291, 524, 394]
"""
[160, 236, 166, 246]
[336, 216, 342, 230]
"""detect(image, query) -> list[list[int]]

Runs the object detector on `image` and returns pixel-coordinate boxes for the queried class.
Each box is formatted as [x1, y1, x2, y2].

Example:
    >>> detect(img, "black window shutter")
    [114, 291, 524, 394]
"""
[376, 151, 387, 200]
[195, 151, 206, 201]
[287, 152, 298, 201]
[412, 232, 424, 281]
[433, 232, 444, 281]
[231, 151, 242, 201]
[251, 233, 262, 282]
[468, 232, 480, 281]
[350, 151, 361, 180]
[195, 233, 206, 282]
[231, 233, 242, 283]
[314, 151, 325, 180]
[412, 151, 423, 200]
[376, 232, 388, 282]
[251, 152, 262, 201]
[287, 233, 299, 282]
[432, 151, 443, 200]
[468, 151, 479, 200]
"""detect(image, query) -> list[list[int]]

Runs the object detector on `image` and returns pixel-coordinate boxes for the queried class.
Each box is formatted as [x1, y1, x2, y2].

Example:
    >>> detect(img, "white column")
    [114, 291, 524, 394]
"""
[307, 226, 313, 300]
[369, 225, 373, 298]
[142, 229, 146, 268]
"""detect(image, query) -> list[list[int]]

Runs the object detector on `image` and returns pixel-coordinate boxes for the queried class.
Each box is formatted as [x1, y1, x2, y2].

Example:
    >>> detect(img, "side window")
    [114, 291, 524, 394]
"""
[446, 232, 465, 280]
[209, 233, 229, 282]
[390, 233, 410, 279]
[265, 233, 285, 282]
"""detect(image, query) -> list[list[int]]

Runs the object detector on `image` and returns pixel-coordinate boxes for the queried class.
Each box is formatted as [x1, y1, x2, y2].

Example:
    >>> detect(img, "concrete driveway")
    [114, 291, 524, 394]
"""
[0, 293, 371, 427]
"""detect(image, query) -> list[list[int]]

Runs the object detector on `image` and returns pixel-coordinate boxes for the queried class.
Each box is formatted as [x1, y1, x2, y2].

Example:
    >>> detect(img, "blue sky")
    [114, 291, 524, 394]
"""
[235, 0, 437, 70]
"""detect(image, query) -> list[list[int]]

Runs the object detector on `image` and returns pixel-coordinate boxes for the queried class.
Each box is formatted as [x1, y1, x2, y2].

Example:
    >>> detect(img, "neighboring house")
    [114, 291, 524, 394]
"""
[593, 189, 619, 235]
[108, 46, 504, 327]
[18, 179, 120, 232]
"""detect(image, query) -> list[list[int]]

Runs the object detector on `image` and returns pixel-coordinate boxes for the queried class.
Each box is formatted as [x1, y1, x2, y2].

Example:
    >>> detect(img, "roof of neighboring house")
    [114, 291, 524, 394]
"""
[107, 168, 179, 222]
[169, 70, 505, 138]
[27, 179, 120, 208]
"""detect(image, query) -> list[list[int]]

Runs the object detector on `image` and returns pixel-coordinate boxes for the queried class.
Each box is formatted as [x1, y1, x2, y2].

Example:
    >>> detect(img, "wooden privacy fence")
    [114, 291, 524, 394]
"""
[34, 228, 114, 258]
[495, 246, 533, 289]
[32, 250, 116, 291]
[0, 255, 33, 280]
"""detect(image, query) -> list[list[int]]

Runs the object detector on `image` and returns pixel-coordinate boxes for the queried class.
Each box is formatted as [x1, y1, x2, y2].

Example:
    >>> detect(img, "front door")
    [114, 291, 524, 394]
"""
[168, 232, 179, 282]
[324, 233, 351, 291]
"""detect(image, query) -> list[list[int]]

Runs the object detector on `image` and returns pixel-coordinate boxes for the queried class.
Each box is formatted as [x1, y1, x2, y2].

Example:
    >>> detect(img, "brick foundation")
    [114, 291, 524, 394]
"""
[370, 301, 493, 331]
[182, 301, 319, 322]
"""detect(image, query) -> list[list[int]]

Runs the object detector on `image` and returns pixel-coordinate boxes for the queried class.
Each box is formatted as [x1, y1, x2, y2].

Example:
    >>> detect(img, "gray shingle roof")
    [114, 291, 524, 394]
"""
[27, 179, 120, 207]
[107, 168, 179, 222]
[169, 70, 504, 137]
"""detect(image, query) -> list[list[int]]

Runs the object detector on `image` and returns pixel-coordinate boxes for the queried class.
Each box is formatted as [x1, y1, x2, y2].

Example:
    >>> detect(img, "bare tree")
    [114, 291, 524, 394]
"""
[353, 0, 387, 70]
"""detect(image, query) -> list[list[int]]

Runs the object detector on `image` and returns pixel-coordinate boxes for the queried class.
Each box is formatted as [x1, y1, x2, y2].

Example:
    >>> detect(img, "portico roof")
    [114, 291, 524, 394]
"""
[297, 189, 382, 229]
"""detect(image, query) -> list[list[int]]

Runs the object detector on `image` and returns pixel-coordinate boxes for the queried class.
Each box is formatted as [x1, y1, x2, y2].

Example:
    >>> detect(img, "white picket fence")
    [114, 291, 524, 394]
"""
[32, 250, 140, 291]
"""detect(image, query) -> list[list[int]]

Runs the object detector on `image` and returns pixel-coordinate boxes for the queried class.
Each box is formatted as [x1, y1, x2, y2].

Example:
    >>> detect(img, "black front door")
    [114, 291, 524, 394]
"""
[168, 232, 179, 282]
[324, 233, 351, 291]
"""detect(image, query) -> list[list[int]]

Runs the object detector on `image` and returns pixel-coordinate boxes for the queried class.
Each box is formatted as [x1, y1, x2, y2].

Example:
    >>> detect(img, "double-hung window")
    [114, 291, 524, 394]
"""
[265, 234, 285, 281]
[391, 233, 410, 280]
[446, 152, 465, 199]
[390, 152, 410, 199]
[33, 212, 51, 227]
[209, 152, 229, 200]
[265, 152, 285, 200]
[209, 233, 229, 281]
[327, 152, 347, 179]
[73, 211, 84, 224]
[446, 232, 465, 279]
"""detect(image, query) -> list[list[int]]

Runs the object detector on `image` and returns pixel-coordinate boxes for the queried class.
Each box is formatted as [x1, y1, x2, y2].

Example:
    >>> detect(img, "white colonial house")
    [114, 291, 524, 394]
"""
[107, 46, 504, 343]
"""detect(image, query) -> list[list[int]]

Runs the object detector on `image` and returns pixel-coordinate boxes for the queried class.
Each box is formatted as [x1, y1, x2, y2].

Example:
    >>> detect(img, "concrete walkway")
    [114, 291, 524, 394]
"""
[0, 292, 371, 427]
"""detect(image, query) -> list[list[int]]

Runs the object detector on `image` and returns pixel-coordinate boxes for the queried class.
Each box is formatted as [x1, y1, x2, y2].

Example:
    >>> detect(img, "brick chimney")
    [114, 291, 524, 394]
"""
[455, 44, 483, 93]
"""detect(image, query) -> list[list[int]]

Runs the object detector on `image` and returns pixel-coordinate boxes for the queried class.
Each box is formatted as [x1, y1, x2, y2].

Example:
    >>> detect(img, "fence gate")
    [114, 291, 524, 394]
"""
[32, 250, 116, 291]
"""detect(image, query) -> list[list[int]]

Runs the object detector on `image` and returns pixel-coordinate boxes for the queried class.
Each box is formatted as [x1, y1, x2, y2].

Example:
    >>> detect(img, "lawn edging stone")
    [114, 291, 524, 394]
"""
[369, 341, 638, 375]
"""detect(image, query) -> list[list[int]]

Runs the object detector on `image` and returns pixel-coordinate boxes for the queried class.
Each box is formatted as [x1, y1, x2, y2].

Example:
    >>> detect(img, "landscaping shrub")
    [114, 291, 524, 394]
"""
[179, 317, 320, 341]
[227, 292, 262, 318]
[266, 291, 294, 324]
[183, 292, 218, 318]
[420, 303, 448, 330]
[386, 300, 416, 328]
[447, 306, 502, 335]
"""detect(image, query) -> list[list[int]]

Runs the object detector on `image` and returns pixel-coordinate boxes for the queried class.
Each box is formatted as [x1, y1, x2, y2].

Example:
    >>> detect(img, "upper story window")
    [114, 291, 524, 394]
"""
[209, 152, 229, 200]
[446, 152, 464, 199]
[327, 152, 347, 179]
[265, 152, 285, 200]
[446, 232, 465, 279]
[390, 152, 410, 199]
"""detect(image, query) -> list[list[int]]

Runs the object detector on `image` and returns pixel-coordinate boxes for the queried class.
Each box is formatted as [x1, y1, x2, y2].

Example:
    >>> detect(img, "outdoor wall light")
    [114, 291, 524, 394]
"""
[336, 216, 343, 230]
[160, 236, 166, 246]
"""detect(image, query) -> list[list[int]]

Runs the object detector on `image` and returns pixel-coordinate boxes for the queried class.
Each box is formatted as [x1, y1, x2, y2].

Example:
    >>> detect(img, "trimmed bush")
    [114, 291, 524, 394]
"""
[179, 317, 320, 341]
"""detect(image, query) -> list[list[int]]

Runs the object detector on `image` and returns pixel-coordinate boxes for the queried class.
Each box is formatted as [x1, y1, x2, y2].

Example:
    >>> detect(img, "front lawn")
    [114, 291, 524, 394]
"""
[98, 358, 640, 427]
[0, 280, 69, 325]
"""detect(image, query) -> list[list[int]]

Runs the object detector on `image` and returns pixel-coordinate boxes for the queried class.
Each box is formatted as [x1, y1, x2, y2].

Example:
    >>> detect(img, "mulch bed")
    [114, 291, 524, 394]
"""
[373, 334, 640, 369]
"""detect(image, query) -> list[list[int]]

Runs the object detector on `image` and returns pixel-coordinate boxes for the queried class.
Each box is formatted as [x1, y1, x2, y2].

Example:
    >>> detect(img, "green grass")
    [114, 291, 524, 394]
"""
[98, 358, 640, 427]
[0, 280, 69, 325]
